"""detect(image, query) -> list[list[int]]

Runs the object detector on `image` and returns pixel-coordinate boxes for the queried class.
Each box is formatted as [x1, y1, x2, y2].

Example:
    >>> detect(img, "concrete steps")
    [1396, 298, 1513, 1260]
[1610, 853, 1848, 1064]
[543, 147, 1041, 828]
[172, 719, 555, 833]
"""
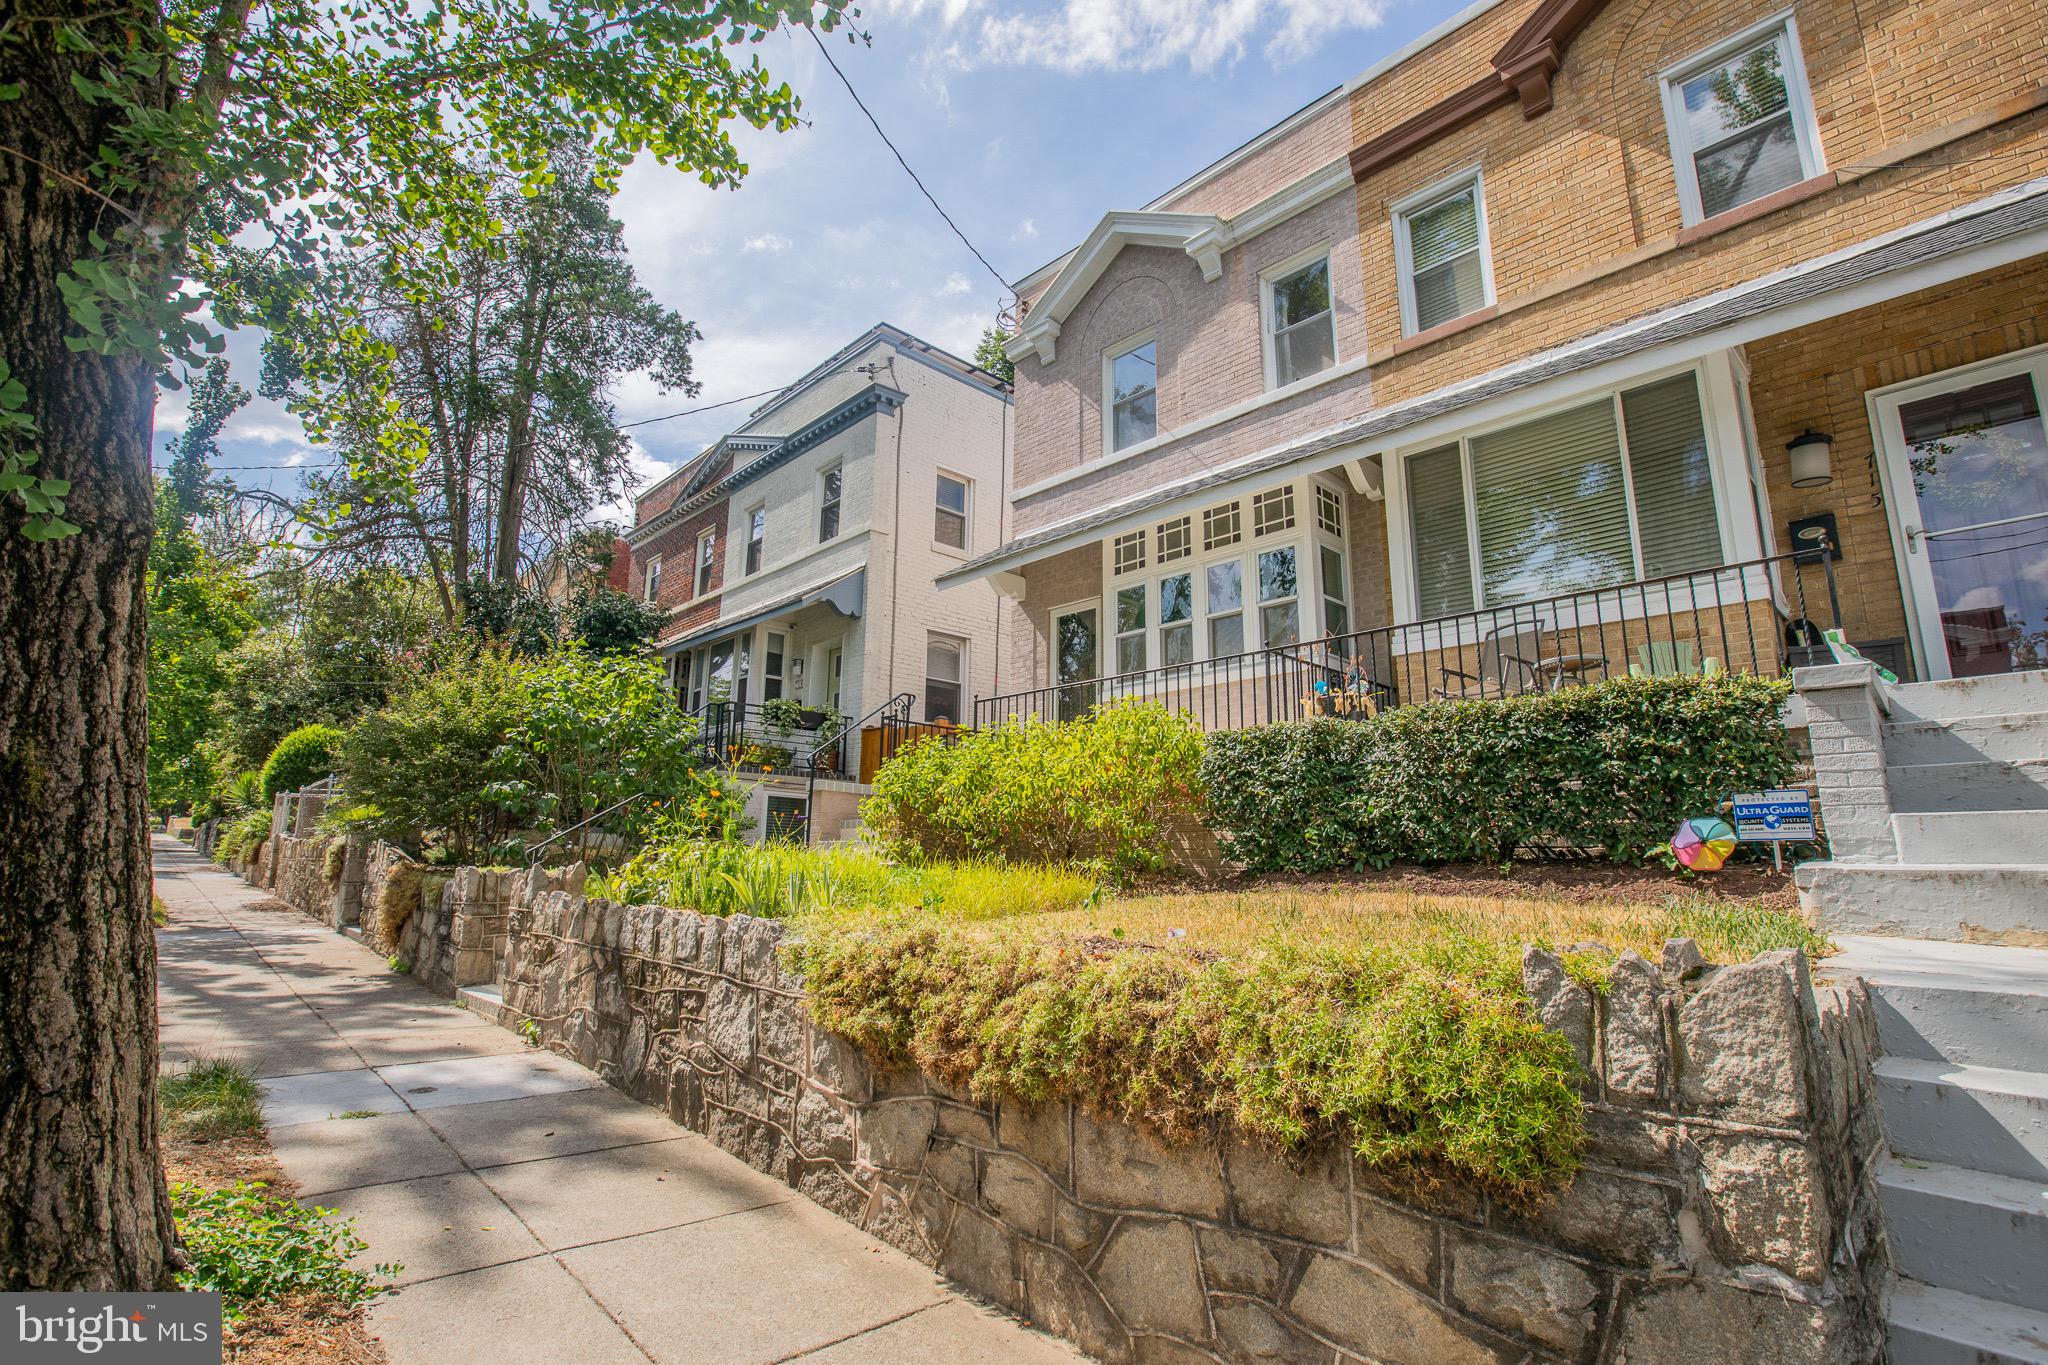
[1827, 936, 2048, 1362]
[1798, 863, 2048, 942]
[1884, 711, 2048, 766]
[1885, 671, 2048, 722]
[1879, 1157, 2048, 1311]
[1892, 810, 2048, 864]
[1889, 758, 2048, 813]
[1875, 1056, 2048, 1183]
[1888, 1279, 2048, 1364]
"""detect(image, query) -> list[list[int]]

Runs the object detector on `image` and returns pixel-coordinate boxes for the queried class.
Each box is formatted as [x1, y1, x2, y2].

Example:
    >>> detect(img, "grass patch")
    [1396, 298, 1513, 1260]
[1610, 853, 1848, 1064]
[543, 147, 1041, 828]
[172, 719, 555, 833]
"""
[787, 877, 1828, 1203]
[161, 1058, 265, 1140]
[151, 894, 170, 927]
[170, 1181, 399, 1324]
[335, 1110, 381, 1120]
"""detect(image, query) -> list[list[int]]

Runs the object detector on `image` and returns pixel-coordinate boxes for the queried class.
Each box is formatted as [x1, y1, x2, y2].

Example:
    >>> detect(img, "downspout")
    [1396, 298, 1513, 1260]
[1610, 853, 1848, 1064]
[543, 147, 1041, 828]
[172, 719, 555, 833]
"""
[883, 355, 906, 703]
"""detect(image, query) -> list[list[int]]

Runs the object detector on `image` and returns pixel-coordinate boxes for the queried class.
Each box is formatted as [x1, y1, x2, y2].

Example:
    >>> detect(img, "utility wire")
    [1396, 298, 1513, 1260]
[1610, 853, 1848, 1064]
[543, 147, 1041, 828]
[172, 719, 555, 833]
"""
[808, 26, 1011, 297]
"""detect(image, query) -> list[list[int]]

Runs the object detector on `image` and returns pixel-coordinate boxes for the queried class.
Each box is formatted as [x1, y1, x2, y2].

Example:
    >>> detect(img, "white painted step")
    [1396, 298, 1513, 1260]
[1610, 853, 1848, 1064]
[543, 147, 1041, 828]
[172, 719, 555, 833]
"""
[1877, 1057, 2048, 1182]
[1887, 670, 2048, 723]
[1830, 937, 2048, 1070]
[1879, 1157, 2048, 1311]
[456, 982, 506, 1023]
[1827, 936, 2048, 1070]
[1798, 863, 2048, 943]
[1885, 712, 2048, 766]
[1893, 810, 2048, 865]
[1888, 1277, 2048, 1364]
[1889, 758, 2048, 813]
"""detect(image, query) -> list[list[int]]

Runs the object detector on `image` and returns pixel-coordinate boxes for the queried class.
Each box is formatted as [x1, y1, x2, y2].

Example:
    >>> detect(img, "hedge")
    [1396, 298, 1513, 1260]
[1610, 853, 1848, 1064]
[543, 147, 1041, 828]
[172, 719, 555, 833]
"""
[1201, 674, 1795, 869]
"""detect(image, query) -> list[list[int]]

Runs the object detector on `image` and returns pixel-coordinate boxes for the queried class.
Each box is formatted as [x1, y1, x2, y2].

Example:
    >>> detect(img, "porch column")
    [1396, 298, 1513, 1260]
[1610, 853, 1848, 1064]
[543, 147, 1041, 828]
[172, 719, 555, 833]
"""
[1795, 660, 1896, 863]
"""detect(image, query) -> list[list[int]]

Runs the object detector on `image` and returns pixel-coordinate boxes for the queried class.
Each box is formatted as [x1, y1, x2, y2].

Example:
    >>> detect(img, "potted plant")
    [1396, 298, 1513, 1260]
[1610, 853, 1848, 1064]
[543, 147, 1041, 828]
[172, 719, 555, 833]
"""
[760, 697, 808, 737]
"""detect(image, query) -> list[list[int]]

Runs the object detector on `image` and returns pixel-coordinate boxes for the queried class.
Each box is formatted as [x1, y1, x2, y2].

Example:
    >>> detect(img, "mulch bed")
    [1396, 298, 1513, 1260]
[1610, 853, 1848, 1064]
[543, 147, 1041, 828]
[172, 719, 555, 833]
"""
[163, 1119, 387, 1363]
[1181, 858, 1799, 909]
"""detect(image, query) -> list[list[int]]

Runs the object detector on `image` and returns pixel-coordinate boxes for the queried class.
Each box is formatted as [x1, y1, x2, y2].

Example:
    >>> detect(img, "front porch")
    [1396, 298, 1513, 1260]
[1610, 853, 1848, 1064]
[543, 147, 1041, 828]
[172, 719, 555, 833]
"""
[980, 252, 2048, 734]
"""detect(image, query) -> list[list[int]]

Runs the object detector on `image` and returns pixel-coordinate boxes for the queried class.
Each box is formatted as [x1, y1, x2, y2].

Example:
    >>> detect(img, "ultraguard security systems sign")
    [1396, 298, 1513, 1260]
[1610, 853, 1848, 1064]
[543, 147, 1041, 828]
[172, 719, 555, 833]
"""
[4, 1293, 221, 1363]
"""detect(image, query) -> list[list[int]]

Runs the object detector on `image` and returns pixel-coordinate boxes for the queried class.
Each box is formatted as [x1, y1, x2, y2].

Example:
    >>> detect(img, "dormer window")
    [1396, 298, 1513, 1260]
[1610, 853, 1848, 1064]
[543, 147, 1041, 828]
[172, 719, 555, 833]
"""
[1106, 334, 1157, 453]
[1394, 168, 1495, 337]
[1265, 254, 1335, 387]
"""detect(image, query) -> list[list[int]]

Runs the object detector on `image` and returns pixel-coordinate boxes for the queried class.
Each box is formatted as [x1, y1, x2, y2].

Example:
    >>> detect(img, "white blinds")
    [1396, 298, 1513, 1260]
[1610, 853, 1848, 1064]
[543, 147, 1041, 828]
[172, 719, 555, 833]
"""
[1470, 397, 1632, 604]
[1407, 187, 1485, 331]
[1408, 443, 1475, 617]
[1623, 375, 1721, 578]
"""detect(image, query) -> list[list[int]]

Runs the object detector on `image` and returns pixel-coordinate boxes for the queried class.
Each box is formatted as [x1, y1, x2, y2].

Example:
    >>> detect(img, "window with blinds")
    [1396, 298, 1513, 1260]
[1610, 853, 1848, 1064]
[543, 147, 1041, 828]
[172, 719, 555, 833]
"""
[1404, 373, 1724, 618]
[1472, 398, 1633, 604]
[1409, 444, 1475, 617]
[1622, 375, 1721, 579]
[1399, 175, 1490, 335]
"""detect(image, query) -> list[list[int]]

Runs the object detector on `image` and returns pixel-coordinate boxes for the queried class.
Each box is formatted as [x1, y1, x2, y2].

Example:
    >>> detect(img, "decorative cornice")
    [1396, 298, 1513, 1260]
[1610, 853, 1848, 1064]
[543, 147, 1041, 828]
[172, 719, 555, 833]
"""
[1350, 0, 1617, 183]
[1009, 210, 1225, 365]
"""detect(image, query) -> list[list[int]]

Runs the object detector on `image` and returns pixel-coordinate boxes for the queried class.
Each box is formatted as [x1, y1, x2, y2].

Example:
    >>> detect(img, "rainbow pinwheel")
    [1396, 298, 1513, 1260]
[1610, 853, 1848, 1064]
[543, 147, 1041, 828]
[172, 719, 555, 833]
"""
[1670, 817, 1738, 872]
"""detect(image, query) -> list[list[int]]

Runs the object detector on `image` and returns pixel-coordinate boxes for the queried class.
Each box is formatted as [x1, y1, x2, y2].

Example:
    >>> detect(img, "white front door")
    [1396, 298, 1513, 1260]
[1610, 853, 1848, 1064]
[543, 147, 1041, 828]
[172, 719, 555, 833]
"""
[1872, 348, 2048, 680]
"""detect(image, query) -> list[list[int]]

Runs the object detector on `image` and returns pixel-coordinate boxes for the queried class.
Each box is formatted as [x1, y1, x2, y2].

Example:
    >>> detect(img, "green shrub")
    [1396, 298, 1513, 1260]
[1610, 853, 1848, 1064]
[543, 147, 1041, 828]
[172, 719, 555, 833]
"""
[599, 829, 1097, 921]
[1202, 674, 1795, 870]
[863, 700, 1205, 880]
[791, 919, 1583, 1199]
[160, 1058, 264, 1139]
[215, 809, 272, 864]
[338, 650, 529, 863]
[259, 723, 345, 804]
[170, 1181, 398, 1322]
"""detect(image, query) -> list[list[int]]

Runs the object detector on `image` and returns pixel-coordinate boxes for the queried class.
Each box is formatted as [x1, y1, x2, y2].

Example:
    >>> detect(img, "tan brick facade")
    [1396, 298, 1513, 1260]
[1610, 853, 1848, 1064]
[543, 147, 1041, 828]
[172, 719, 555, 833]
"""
[988, 0, 2048, 697]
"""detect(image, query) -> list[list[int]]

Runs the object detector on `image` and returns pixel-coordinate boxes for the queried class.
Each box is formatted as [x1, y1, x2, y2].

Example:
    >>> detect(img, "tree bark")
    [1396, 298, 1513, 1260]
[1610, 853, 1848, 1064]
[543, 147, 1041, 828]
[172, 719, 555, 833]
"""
[0, 19, 179, 1290]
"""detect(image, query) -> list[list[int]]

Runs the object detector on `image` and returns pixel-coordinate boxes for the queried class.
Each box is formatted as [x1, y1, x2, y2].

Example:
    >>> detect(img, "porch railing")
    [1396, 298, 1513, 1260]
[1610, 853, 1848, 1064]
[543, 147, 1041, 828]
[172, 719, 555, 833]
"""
[973, 545, 1842, 734]
[692, 700, 823, 777]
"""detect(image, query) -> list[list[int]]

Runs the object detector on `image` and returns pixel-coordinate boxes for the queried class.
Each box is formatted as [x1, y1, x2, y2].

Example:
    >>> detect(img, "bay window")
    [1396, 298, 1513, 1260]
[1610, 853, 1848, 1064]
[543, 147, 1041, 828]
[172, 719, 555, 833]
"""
[1206, 560, 1244, 656]
[1257, 546, 1300, 647]
[1160, 573, 1194, 666]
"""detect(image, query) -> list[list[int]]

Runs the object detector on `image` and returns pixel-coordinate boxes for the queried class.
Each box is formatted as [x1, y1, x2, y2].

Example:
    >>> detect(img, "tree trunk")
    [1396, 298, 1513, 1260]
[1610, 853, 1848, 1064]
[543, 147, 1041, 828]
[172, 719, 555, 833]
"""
[0, 24, 178, 1291]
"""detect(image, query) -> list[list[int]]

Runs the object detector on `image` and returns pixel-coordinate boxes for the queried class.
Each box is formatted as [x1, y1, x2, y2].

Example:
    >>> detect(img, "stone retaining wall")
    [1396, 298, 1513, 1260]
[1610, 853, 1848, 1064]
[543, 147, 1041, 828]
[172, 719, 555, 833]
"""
[491, 891, 1888, 1365]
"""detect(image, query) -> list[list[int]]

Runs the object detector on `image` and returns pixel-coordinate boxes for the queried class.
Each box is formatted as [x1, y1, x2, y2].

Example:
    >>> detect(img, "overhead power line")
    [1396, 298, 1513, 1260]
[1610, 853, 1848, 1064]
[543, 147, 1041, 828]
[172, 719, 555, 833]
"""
[807, 26, 1011, 297]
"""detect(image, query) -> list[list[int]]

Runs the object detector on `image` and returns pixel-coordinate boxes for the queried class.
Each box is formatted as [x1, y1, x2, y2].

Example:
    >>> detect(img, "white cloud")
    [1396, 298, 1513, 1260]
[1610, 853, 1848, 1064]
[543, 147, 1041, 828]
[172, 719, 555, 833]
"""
[874, 0, 1391, 73]
[743, 232, 794, 253]
[1013, 217, 1039, 241]
[940, 272, 973, 295]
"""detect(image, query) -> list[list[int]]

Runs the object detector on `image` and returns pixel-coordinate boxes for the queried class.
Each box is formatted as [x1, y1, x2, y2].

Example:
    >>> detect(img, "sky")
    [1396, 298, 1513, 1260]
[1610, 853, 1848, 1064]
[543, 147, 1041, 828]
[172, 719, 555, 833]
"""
[160, 0, 1464, 526]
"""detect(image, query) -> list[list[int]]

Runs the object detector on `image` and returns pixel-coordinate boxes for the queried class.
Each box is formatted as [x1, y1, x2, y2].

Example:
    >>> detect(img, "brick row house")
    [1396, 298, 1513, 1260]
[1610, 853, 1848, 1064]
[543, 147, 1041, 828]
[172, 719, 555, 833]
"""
[938, 0, 2048, 732]
[629, 324, 1010, 840]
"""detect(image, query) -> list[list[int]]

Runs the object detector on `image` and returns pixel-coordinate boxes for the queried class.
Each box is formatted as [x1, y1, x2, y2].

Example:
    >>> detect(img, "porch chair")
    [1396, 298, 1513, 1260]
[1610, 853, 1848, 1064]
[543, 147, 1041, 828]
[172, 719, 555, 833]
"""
[1437, 622, 1548, 699]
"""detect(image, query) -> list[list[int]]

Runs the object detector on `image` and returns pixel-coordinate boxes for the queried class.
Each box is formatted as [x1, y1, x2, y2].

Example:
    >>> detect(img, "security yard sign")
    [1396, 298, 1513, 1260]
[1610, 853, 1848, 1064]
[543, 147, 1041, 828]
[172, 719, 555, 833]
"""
[1731, 790, 1816, 843]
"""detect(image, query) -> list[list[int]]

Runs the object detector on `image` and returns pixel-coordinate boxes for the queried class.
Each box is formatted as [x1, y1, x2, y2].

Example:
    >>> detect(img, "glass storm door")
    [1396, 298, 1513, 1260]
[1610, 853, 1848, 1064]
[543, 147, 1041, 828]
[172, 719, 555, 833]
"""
[1875, 352, 2048, 679]
[1053, 605, 1100, 721]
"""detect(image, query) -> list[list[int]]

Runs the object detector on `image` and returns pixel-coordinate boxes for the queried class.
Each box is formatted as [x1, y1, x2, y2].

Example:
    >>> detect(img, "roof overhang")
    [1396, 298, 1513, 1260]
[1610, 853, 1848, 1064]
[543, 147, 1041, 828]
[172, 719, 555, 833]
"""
[658, 568, 865, 656]
[951, 176, 2048, 588]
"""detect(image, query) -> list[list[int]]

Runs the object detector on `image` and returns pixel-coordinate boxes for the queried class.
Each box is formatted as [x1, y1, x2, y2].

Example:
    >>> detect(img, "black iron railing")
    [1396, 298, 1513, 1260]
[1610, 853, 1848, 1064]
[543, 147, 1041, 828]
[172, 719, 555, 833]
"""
[974, 546, 1842, 734]
[802, 692, 918, 843]
[692, 699, 828, 777]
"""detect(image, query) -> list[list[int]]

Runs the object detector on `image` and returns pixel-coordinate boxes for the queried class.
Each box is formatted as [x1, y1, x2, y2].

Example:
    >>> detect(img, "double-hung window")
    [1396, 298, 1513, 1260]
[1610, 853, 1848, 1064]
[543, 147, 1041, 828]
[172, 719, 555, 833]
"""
[763, 632, 786, 701]
[1403, 371, 1722, 618]
[818, 464, 842, 542]
[644, 555, 662, 603]
[744, 505, 765, 575]
[925, 635, 964, 723]
[1114, 585, 1147, 676]
[1159, 573, 1195, 666]
[694, 530, 716, 597]
[935, 473, 969, 550]
[1661, 16, 1823, 225]
[1257, 546, 1300, 648]
[1205, 559, 1245, 657]
[1106, 336, 1157, 452]
[1394, 169, 1494, 336]
[1265, 255, 1335, 387]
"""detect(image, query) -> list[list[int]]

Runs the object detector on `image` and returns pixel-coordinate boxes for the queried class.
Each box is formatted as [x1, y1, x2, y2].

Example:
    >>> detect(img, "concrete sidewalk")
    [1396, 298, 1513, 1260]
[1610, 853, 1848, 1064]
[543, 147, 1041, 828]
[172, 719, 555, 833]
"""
[152, 836, 1081, 1365]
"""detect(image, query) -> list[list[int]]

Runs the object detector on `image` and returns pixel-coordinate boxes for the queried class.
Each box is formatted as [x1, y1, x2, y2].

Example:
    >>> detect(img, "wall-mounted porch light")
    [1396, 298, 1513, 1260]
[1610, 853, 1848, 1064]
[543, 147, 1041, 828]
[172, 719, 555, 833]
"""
[1787, 430, 1835, 489]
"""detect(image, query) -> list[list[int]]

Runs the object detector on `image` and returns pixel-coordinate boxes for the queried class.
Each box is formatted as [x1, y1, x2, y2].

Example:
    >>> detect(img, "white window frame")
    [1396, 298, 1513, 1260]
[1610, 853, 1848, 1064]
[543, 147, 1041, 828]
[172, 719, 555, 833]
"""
[1112, 582, 1148, 677]
[1255, 543, 1302, 649]
[1202, 549, 1249, 660]
[924, 632, 967, 722]
[818, 463, 843, 543]
[644, 554, 662, 603]
[1259, 243, 1338, 391]
[1383, 361, 1741, 624]
[694, 529, 716, 597]
[744, 503, 766, 576]
[934, 470, 971, 553]
[1391, 165, 1497, 338]
[1102, 328, 1159, 458]
[1049, 598, 1104, 689]
[1157, 515, 1193, 564]
[1657, 11, 1825, 228]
